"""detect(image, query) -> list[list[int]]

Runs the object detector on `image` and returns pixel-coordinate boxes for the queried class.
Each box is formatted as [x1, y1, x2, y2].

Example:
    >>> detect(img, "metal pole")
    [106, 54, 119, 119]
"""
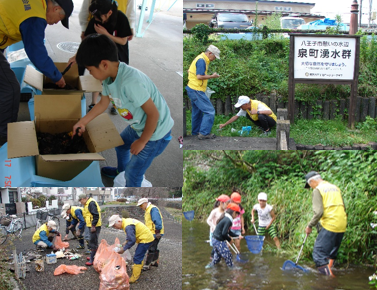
[359, 0, 363, 27]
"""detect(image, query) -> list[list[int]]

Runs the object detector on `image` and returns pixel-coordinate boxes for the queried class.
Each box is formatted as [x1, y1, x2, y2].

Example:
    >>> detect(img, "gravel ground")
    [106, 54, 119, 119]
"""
[5, 207, 182, 290]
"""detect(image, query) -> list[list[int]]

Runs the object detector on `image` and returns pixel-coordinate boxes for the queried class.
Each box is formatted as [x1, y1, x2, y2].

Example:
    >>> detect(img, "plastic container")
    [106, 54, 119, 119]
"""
[46, 254, 57, 264]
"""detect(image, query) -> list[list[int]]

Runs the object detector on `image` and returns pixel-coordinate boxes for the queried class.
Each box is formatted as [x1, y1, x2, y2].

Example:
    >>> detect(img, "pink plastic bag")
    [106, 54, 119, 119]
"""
[54, 265, 87, 275]
[54, 235, 69, 249]
[99, 251, 129, 290]
[94, 238, 120, 273]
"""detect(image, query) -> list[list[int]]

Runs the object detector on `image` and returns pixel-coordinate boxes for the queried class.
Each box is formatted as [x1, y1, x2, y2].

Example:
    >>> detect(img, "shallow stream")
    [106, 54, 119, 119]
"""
[182, 220, 374, 290]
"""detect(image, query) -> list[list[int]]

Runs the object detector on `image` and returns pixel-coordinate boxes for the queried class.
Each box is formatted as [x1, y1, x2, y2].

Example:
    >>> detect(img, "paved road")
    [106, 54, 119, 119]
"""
[7, 206, 182, 290]
[16, 0, 183, 187]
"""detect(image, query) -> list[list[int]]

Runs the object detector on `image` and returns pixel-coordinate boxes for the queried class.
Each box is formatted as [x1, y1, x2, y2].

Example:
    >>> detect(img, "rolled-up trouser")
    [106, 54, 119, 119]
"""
[312, 227, 345, 268]
[211, 238, 233, 267]
[0, 50, 21, 137]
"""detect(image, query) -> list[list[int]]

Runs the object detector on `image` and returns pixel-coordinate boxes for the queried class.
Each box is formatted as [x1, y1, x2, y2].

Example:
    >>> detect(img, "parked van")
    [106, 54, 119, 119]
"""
[209, 13, 252, 29]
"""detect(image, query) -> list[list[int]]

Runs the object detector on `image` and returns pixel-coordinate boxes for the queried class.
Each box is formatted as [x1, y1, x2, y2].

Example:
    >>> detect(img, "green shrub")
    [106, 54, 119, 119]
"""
[31, 199, 41, 208]
[121, 210, 130, 219]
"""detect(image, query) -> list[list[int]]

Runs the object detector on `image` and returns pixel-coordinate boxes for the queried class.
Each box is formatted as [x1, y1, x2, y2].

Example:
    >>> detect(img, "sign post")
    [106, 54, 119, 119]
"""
[288, 34, 361, 128]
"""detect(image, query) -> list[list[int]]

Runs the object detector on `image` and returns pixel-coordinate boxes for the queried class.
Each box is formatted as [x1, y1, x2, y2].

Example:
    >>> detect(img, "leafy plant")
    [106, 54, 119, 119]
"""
[191, 24, 212, 44]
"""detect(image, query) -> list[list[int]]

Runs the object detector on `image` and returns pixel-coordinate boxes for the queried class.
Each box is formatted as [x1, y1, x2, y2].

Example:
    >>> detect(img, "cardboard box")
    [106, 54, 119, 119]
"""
[7, 94, 124, 181]
[23, 62, 102, 93]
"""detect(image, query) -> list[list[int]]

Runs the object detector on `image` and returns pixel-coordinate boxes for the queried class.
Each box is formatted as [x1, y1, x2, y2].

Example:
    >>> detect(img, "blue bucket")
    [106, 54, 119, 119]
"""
[183, 210, 195, 221]
[245, 235, 265, 254]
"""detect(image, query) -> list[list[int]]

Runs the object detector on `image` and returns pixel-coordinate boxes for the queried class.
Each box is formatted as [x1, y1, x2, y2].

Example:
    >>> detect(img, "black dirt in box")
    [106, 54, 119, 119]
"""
[37, 132, 89, 154]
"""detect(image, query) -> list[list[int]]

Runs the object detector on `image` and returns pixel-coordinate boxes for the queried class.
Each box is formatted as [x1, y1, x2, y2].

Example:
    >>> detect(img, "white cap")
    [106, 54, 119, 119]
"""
[108, 215, 122, 227]
[258, 192, 268, 201]
[61, 210, 68, 220]
[137, 198, 148, 206]
[207, 45, 221, 59]
[62, 203, 70, 211]
[47, 220, 57, 230]
[234, 96, 250, 108]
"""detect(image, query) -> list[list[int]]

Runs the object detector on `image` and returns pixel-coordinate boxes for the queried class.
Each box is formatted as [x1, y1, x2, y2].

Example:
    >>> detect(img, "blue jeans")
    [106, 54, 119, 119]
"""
[186, 86, 215, 136]
[133, 242, 153, 264]
[116, 126, 171, 187]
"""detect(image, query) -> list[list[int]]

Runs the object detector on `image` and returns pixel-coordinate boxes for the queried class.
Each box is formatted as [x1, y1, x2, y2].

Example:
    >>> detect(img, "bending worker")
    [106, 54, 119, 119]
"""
[109, 215, 154, 284]
[220, 95, 277, 135]
[79, 194, 102, 266]
[304, 171, 347, 276]
[137, 198, 164, 270]
[33, 220, 59, 251]
[0, 0, 74, 146]
[62, 203, 86, 250]
[186, 45, 221, 140]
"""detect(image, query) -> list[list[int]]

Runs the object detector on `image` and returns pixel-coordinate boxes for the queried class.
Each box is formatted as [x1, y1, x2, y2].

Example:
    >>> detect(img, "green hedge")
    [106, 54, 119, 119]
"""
[183, 32, 377, 104]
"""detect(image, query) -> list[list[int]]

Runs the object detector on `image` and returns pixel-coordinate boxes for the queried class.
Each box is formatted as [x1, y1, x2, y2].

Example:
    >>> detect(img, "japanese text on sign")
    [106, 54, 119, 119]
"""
[294, 37, 356, 80]
[4, 160, 11, 187]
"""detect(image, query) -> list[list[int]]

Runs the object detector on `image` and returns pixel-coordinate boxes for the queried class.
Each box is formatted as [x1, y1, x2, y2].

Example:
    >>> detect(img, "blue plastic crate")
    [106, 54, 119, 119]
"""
[0, 143, 104, 187]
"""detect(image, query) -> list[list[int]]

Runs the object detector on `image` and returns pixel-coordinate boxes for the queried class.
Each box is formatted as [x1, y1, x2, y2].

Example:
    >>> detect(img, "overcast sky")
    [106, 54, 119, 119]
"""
[285, 0, 375, 23]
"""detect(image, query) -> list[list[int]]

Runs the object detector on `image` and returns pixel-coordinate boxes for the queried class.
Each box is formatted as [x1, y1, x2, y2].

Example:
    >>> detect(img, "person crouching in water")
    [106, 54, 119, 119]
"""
[205, 203, 243, 268]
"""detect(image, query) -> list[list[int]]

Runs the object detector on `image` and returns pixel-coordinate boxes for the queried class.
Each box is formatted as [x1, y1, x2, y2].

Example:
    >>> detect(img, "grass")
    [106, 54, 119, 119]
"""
[165, 207, 182, 222]
[185, 110, 377, 146]
[186, 110, 276, 138]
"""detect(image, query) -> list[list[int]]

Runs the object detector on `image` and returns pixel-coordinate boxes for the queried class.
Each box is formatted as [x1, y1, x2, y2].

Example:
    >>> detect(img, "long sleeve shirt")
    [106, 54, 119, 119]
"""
[150, 207, 163, 234]
[212, 214, 238, 242]
[88, 201, 100, 227]
[19, 17, 62, 82]
[206, 208, 222, 233]
[123, 225, 136, 251]
[70, 209, 86, 231]
[39, 230, 55, 247]
[308, 188, 324, 228]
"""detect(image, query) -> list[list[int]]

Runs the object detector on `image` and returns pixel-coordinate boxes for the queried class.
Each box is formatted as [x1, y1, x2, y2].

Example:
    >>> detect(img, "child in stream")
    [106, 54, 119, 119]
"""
[230, 191, 245, 251]
[206, 203, 244, 269]
[206, 194, 231, 259]
[251, 192, 281, 249]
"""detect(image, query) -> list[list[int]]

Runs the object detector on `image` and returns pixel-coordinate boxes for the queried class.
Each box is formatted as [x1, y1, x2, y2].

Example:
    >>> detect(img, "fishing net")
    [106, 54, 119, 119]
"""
[183, 210, 194, 221]
[245, 235, 265, 254]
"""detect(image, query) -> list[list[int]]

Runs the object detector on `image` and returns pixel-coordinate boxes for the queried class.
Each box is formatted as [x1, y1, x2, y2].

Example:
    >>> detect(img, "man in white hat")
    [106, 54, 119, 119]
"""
[32, 220, 60, 250]
[108, 214, 154, 283]
[186, 44, 221, 140]
[304, 171, 347, 277]
[137, 198, 164, 270]
[62, 203, 86, 250]
[219, 95, 277, 135]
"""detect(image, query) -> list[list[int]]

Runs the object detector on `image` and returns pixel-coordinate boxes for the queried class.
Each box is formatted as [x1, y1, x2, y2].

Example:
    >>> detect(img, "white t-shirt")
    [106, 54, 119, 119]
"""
[253, 203, 273, 227]
[236, 103, 269, 117]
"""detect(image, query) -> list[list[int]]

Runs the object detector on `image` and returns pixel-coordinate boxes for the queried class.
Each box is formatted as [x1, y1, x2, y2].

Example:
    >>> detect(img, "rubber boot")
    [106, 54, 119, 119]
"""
[85, 249, 96, 266]
[317, 264, 334, 277]
[151, 250, 159, 267]
[142, 253, 154, 271]
[129, 262, 143, 284]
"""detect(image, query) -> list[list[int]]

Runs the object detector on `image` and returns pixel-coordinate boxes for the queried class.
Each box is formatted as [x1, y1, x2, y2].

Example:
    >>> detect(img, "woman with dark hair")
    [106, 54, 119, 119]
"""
[73, 0, 132, 113]
[205, 203, 244, 268]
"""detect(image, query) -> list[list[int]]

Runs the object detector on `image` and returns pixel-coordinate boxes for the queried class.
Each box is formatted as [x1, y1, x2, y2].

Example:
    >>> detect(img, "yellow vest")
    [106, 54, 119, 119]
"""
[246, 100, 277, 122]
[187, 53, 210, 92]
[32, 223, 49, 243]
[145, 204, 164, 235]
[317, 181, 347, 233]
[70, 206, 83, 221]
[0, 0, 47, 49]
[83, 198, 102, 227]
[121, 218, 154, 244]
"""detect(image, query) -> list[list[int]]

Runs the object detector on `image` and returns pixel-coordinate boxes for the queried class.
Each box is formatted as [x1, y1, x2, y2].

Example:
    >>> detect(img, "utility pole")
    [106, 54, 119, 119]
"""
[369, 0, 373, 27]
[350, 0, 360, 34]
[359, 0, 363, 27]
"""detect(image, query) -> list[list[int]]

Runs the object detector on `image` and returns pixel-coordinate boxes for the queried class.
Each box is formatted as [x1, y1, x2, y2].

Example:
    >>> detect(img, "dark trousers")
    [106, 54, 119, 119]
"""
[88, 226, 101, 250]
[147, 238, 161, 255]
[313, 227, 345, 268]
[0, 51, 21, 137]
[248, 114, 276, 131]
